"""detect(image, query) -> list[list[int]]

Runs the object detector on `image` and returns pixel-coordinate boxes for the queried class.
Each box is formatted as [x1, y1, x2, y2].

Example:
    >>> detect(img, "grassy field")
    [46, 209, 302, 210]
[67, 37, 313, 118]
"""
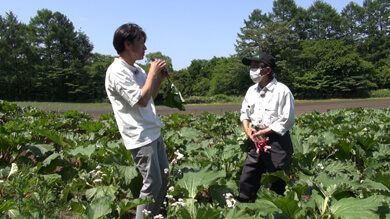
[11, 101, 113, 112]
[10, 96, 390, 112]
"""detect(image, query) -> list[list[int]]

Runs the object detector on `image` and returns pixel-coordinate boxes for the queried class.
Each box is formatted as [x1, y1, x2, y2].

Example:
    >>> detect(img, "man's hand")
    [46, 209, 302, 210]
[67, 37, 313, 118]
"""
[252, 127, 272, 139]
[149, 59, 167, 80]
[244, 126, 257, 142]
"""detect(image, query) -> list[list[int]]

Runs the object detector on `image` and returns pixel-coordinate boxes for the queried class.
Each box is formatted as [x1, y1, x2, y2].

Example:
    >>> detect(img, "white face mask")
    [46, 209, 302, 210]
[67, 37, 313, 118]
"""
[250, 68, 264, 84]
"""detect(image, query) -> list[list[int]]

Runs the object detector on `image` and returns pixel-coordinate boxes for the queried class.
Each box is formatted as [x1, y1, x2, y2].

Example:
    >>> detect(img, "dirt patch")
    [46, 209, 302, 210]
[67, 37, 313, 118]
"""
[86, 98, 389, 119]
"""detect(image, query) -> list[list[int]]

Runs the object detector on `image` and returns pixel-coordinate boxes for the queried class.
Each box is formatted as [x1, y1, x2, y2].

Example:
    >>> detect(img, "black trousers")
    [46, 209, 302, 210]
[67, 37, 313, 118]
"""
[238, 131, 293, 202]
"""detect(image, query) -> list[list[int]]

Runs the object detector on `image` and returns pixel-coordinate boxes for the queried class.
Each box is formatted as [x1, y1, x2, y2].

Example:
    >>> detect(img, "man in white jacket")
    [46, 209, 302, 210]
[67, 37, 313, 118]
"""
[238, 52, 295, 202]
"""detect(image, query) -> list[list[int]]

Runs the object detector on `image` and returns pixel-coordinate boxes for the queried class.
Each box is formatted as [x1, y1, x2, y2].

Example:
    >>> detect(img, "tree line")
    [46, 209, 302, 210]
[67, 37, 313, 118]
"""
[1, 0, 389, 102]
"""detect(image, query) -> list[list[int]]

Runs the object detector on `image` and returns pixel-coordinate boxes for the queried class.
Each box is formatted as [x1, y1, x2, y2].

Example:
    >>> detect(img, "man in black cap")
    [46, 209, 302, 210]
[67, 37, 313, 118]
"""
[238, 52, 295, 202]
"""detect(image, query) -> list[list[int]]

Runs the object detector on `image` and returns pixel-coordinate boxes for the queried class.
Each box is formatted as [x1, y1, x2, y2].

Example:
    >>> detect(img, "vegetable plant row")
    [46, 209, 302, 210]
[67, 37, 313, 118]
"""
[0, 100, 389, 218]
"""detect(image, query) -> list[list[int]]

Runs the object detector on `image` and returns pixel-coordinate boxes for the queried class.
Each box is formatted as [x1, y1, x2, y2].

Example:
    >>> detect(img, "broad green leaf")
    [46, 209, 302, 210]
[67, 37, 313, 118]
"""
[24, 143, 55, 157]
[261, 170, 291, 186]
[117, 198, 152, 217]
[240, 199, 283, 217]
[321, 160, 357, 176]
[357, 179, 390, 193]
[195, 204, 221, 219]
[177, 168, 225, 198]
[85, 185, 117, 202]
[310, 190, 326, 214]
[82, 196, 112, 219]
[69, 144, 96, 158]
[330, 195, 384, 219]
[180, 127, 203, 141]
[224, 206, 257, 219]
[115, 165, 139, 185]
[273, 192, 301, 217]
[42, 152, 61, 167]
[34, 129, 64, 146]
[314, 173, 348, 197]
[163, 79, 185, 111]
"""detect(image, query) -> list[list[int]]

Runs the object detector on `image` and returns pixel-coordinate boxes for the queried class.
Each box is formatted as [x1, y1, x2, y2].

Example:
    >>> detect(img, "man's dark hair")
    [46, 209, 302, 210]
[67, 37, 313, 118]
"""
[113, 23, 147, 54]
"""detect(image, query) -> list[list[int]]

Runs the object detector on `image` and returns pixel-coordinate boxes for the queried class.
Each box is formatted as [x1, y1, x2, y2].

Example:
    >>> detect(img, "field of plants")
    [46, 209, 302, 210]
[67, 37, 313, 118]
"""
[0, 100, 389, 218]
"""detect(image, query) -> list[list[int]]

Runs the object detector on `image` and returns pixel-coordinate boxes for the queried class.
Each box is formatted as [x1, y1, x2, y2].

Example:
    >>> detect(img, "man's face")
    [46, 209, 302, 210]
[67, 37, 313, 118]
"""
[250, 61, 269, 76]
[250, 61, 261, 69]
[128, 36, 147, 60]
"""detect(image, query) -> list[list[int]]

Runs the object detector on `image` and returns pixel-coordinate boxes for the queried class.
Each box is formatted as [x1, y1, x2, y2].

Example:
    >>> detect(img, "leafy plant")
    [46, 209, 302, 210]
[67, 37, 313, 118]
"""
[0, 100, 389, 218]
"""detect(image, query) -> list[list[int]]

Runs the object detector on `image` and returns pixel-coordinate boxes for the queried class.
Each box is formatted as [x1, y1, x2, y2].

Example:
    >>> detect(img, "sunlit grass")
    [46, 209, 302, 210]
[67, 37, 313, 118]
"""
[11, 96, 390, 111]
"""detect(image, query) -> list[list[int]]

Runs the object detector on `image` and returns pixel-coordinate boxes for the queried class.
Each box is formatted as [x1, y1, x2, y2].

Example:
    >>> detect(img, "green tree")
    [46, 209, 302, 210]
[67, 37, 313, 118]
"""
[271, 0, 298, 22]
[359, 0, 390, 62]
[306, 0, 343, 39]
[191, 57, 226, 96]
[209, 57, 250, 96]
[235, 9, 271, 57]
[235, 6, 301, 88]
[0, 12, 34, 101]
[170, 69, 191, 97]
[359, 0, 390, 89]
[28, 9, 93, 101]
[341, 2, 365, 45]
[84, 53, 114, 101]
[293, 40, 374, 99]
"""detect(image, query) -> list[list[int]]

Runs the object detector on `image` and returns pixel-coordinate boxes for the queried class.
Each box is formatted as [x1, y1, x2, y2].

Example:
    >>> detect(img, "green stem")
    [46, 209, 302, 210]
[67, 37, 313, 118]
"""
[321, 196, 329, 215]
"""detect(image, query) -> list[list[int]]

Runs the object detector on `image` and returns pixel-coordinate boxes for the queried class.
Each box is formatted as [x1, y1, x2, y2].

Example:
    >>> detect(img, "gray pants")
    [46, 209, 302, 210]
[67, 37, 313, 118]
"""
[130, 136, 169, 219]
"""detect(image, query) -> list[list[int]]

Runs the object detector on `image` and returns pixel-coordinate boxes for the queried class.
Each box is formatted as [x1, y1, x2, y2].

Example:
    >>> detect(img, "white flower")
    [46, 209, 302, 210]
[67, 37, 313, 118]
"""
[223, 193, 233, 199]
[154, 214, 164, 219]
[93, 178, 102, 183]
[360, 180, 364, 184]
[224, 193, 236, 208]
[142, 209, 151, 216]
[164, 168, 169, 174]
[166, 195, 174, 200]
[96, 165, 102, 169]
[226, 199, 236, 208]
[0, 180, 4, 184]
[317, 163, 324, 170]
[171, 199, 186, 207]
[174, 150, 184, 160]
[168, 186, 175, 192]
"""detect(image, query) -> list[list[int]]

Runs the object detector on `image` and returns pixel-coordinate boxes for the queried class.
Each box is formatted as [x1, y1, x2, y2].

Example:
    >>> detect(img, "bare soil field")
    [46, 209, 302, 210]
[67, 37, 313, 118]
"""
[87, 98, 389, 119]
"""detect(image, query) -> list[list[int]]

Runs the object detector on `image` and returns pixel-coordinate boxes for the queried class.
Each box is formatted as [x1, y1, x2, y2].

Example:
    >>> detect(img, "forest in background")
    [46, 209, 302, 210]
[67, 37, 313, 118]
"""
[1, 0, 389, 102]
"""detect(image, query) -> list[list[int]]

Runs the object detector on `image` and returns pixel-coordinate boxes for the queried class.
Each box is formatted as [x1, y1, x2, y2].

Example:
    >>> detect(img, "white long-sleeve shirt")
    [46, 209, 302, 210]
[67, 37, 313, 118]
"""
[240, 78, 295, 136]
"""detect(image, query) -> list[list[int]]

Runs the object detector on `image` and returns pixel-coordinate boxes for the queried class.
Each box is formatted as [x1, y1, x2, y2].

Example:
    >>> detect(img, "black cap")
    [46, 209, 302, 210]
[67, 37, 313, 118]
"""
[242, 52, 276, 69]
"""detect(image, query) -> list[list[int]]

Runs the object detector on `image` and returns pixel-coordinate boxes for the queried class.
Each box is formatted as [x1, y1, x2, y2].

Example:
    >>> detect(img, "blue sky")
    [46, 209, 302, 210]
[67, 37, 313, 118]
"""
[2, 0, 362, 70]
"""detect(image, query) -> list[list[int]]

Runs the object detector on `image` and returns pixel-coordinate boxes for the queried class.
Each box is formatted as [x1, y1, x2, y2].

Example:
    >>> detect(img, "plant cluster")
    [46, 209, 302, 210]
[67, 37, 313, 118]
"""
[0, 100, 389, 218]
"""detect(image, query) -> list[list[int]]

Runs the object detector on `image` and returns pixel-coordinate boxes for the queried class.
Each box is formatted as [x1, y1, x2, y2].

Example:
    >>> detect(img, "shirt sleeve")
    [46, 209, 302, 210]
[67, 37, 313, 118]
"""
[240, 91, 251, 122]
[110, 69, 142, 107]
[268, 90, 295, 136]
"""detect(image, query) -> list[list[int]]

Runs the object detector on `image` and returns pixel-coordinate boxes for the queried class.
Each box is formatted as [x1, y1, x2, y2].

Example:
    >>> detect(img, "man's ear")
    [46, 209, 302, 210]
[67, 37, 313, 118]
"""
[265, 66, 271, 74]
[124, 40, 132, 49]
